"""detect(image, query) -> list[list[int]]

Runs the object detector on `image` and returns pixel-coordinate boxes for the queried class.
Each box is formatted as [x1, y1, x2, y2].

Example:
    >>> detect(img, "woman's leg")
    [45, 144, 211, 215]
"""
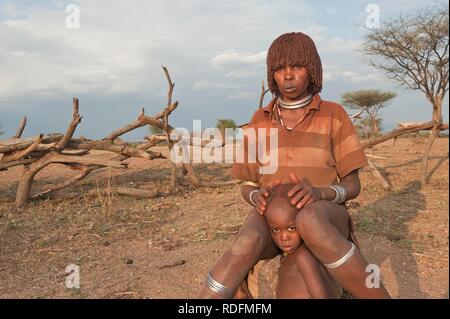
[197, 208, 280, 298]
[295, 200, 390, 299]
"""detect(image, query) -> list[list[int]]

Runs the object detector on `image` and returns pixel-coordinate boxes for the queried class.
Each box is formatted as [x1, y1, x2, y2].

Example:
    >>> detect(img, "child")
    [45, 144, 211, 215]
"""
[265, 184, 339, 299]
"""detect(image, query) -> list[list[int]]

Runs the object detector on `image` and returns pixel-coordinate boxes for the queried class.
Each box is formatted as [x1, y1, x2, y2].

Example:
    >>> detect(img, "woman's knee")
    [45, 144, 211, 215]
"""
[295, 202, 328, 244]
[230, 228, 267, 260]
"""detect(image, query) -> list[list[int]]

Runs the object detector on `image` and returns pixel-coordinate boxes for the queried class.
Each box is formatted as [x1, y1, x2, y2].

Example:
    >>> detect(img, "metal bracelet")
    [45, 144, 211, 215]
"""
[324, 242, 356, 269]
[328, 185, 347, 204]
[242, 181, 259, 187]
[205, 272, 235, 298]
[248, 189, 259, 207]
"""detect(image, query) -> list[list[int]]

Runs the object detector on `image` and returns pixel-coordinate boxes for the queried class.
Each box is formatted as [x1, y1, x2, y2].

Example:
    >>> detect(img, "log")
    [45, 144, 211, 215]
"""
[67, 139, 165, 160]
[0, 134, 43, 163]
[86, 187, 166, 198]
[15, 151, 126, 208]
[0, 158, 37, 171]
[0, 134, 63, 153]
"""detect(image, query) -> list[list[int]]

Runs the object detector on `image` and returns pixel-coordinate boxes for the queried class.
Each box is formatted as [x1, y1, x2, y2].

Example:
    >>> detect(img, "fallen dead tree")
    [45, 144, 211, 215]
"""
[362, 121, 448, 149]
[0, 67, 238, 209]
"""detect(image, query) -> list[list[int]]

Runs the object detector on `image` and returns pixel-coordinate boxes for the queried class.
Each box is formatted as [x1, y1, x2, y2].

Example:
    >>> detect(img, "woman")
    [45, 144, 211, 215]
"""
[198, 32, 390, 299]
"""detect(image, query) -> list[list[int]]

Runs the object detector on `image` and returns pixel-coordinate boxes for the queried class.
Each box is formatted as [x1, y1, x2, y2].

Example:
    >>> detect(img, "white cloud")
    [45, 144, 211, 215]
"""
[324, 6, 337, 15]
[323, 63, 385, 84]
[0, 0, 331, 102]
[224, 70, 258, 79]
[228, 91, 256, 100]
[0, 0, 413, 105]
[193, 79, 242, 91]
[322, 37, 361, 53]
[210, 49, 267, 69]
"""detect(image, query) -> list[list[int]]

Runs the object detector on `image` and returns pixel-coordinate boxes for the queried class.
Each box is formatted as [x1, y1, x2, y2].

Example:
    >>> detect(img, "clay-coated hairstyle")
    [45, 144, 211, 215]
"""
[266, 32, 323, 96]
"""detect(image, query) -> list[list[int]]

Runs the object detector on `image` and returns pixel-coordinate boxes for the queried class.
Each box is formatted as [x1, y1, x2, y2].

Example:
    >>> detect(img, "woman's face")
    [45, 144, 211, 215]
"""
[273, 65, 310, 101]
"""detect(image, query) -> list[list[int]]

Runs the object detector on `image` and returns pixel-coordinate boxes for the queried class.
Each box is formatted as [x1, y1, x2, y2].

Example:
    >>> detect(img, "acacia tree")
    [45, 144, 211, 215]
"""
[354, 117, 383, 139]
[342, 89, 396, 135]
[216, 118, 237, 139]
[148, 124, 163, 135]
[362, 5, 449, 185]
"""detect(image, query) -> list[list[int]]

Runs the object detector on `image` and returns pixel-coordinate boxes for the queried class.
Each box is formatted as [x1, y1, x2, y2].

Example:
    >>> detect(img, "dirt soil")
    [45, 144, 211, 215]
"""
[0, 138, 448, 299]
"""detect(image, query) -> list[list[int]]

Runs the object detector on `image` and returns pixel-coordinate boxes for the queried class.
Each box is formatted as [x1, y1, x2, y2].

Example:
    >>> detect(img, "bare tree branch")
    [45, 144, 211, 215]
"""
[362, 120, 448, 149]
[14, 116, 27, 138]
[31, 165, 100, 200]
[56, 97, 82, 150]
[259, 80, 270, 109]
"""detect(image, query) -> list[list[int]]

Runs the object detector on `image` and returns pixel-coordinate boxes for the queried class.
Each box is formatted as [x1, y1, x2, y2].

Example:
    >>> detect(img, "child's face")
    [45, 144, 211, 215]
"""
[266, 197, 302, 254]
[273, 65, 310, 101]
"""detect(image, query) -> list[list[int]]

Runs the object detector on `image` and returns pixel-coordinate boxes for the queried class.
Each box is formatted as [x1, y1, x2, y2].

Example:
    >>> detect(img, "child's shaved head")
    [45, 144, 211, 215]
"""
[265, 184, 298, 221]
[265, 184, 302, 254]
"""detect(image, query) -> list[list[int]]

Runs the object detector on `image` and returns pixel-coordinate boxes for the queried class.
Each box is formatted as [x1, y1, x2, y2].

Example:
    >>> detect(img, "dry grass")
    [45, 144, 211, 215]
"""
[0, 138, 448, 298]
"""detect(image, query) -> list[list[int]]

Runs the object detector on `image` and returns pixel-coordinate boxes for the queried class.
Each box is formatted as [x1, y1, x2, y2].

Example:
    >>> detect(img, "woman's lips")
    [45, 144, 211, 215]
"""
[284, 87, 297, 93]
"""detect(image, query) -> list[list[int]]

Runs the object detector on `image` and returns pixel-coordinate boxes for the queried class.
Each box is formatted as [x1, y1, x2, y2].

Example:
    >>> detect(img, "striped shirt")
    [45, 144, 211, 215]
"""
[231, 94, 368, 187]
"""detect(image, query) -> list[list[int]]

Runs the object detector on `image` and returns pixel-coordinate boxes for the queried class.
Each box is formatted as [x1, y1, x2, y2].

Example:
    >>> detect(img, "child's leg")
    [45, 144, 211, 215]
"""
[197, 208, 279, 298]
[295, 244, 339, 298]
[295, 200, 390, 298]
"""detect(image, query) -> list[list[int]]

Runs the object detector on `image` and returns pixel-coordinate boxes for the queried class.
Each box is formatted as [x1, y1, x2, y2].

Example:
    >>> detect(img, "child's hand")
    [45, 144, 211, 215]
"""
[287, 173, 323, 209]
[253, 180, 281, 215]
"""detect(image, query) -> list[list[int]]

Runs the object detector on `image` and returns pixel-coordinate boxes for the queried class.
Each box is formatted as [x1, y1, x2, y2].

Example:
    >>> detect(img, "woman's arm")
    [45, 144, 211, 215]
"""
[318, 169, 361, 202]
[241, 184, 259, 206]
[288, 169, 361, 209]
[240, 180, 280, 215]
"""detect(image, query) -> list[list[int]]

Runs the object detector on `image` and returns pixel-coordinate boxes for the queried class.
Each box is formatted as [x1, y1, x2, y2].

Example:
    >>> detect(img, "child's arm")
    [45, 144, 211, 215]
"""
[295, 245, 331, 299]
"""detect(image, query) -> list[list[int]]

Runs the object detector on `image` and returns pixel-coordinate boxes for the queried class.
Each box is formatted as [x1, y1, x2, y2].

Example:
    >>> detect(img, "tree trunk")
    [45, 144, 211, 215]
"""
[421, 99, 442, 186]
[15, 158, 52, 208]
[371, 115, 379, 135]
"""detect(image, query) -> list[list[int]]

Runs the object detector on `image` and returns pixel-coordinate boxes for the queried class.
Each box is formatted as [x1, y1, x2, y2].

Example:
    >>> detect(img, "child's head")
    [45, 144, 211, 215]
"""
[265, 184, 302, 254]
[266, 32, 322, 97]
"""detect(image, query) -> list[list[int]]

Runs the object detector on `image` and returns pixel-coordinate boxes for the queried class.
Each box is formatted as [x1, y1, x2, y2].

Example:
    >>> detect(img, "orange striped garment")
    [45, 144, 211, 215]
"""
[231, 94, 368, 187]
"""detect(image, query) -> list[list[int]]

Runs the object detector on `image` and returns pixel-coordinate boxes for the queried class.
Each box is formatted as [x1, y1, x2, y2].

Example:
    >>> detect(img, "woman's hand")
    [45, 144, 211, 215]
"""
[287, 173, 323, 209]
[252, 180, 281, 215]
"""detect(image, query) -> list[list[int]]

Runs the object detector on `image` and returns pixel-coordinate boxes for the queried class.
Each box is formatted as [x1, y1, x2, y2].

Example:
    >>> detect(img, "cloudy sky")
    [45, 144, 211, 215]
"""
[0, 0, 448, 140]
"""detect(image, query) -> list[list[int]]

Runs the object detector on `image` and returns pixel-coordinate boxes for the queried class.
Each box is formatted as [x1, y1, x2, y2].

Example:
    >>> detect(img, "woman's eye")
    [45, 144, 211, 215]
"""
[271, 228, 280, 233]
[288, 226, 296, 231]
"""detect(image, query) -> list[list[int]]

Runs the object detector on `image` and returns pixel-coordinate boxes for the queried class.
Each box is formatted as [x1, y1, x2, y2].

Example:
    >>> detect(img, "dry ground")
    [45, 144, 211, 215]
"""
[0, 138, 448, 298]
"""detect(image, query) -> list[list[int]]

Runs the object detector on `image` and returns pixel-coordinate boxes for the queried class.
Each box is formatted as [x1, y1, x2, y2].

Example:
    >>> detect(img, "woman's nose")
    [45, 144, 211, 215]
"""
[283, 67, 294, 79]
